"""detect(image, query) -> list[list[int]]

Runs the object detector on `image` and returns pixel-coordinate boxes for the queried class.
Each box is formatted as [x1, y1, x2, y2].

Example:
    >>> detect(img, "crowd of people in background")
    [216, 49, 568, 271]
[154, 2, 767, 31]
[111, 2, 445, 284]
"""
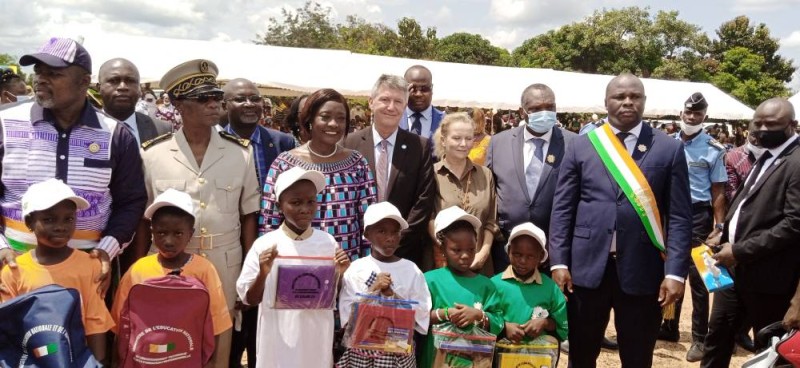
[1, 37, 800, 368]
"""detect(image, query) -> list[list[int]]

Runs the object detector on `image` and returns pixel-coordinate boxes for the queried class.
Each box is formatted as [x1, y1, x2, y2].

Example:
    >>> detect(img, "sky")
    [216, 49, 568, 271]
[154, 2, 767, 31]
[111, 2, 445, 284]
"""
[1, 0, 799, 92]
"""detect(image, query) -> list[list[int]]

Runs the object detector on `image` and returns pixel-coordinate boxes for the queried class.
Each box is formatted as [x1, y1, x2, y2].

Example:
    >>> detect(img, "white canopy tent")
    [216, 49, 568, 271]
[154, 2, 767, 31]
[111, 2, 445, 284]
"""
[82, 33, 755, 119]
[790, 93, 800, 109]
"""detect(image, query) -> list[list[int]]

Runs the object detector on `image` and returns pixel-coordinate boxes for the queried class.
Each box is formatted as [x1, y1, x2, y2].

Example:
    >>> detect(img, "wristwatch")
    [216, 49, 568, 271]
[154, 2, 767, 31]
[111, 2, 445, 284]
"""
[714, 223, 724, 231]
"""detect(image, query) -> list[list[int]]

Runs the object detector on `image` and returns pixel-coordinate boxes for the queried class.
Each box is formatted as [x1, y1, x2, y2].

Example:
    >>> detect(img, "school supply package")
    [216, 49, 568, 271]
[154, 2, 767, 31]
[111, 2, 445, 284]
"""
[0, 285, 101, 368]
[343, 293, 417, 355]
[117, 274, 215, 367]
[432, 322, 496, 368]
[494, 335, 560, 368]
[692, 244, 734, 292]
[272, 255, 339, 309]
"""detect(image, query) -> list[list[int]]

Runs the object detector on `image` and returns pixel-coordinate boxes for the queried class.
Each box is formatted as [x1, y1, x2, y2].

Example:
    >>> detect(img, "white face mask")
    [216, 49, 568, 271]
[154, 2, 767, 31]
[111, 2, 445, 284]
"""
[15, 95, 30, 102]
[680, 121, 703, 136]
[746, 142, 766, 159]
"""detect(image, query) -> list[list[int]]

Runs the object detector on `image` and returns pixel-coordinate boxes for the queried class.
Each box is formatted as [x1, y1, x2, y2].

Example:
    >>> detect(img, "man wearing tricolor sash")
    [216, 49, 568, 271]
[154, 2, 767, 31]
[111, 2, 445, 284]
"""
[549, 73, 693, 368]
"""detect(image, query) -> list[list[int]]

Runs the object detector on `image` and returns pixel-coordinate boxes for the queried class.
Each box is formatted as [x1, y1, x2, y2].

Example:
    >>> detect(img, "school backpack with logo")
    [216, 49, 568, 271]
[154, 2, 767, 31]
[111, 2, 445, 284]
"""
[0, 284, 101, 368]
[117, 273, 215, 367]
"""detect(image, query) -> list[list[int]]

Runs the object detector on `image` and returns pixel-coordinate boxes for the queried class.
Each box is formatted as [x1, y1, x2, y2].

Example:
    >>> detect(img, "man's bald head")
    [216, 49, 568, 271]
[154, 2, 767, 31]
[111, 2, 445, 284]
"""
[605, 73, 644, 97]
[521, 84, 555, 107]
[754, 98, 796, 121]
[223, 78, 257, 99]
[604, 73, 646, 130]
[404, 65, 433, 113]
[223, 78, 262, 127]
[404, 65, 432, 80]
[98, 58, 139, 83]
[98, 58, 141, 120]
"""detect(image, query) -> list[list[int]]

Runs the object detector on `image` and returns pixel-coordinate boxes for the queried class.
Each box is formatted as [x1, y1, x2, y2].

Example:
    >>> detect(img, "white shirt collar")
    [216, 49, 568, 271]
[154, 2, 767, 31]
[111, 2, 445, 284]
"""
[372, 125, 398, 147]
[608, 121, 643, 139]
[405, 105, 432, 122]
[522, 126, 553, 143]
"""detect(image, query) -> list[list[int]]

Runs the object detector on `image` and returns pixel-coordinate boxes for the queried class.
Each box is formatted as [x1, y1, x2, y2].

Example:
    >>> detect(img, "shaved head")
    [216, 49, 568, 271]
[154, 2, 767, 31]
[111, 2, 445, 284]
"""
[223, 78, 257, 99]
[605, 73, 644, 97]
[605, 73, 646, 130]
[98, 58, 139, 83]
[754, 98, 796, 121]
[404, 65, 432, 80]
[521, 84, 555, 106]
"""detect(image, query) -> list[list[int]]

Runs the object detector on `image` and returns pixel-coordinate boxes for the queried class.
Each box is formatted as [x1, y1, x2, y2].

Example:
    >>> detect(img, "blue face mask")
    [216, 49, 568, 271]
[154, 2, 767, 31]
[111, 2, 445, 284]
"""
[526, 111, 557, 133]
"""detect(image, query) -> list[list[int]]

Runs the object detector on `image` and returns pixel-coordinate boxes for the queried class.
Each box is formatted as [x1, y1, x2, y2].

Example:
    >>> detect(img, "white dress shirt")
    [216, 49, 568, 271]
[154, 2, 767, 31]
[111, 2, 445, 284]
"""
[372, 125, 398, 184]
[522, 126, 553, 169]
[405, 105, 433, 138]
[728, 133, 798, 244]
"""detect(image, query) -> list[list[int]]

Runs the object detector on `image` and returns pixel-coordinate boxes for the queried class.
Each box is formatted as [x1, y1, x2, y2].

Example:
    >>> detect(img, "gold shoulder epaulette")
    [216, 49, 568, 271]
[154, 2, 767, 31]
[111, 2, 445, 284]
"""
[141, 132, 173, 150]
[219, 131, 251, 148]
[708, 138, 725, 151]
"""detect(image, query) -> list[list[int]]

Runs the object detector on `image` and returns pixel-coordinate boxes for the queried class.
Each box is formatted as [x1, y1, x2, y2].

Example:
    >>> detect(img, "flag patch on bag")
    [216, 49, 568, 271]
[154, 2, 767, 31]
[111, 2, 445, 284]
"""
[33, 343, 58, 358]
[148, 343, 176, 353]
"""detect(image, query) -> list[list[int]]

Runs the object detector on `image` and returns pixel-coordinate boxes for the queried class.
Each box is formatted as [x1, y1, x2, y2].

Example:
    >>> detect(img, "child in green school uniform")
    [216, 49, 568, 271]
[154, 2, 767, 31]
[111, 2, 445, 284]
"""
[422, 206, 504, 368]
[491, 222, 568, 343]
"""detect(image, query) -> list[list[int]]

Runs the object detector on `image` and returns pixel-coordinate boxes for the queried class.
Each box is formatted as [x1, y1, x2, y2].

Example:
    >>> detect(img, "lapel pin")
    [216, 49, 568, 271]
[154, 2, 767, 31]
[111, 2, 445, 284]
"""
[546, 154, 555, 164]
[269, 143, 274, 147]
[637, 144, 647, 153]
[401, 144, 407, 150]
[88, 142, 100, 154]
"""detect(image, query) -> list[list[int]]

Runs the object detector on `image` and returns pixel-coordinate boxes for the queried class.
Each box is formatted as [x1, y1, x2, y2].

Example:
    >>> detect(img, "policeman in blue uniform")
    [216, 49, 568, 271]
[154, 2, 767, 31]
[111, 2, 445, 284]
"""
[658, 92, 728, 362]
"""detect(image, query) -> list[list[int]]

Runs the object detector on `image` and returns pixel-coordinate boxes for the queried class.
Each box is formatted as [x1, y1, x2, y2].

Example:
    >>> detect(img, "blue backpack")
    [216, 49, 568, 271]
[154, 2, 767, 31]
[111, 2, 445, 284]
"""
[0, 284, 100, 367]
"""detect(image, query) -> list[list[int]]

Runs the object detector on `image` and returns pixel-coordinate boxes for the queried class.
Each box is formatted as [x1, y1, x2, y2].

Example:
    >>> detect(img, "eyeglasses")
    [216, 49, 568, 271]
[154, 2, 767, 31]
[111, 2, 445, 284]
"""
[409, 84, 432, 93]
[183, 92, 224, 103]
[228, 95, 263, 104]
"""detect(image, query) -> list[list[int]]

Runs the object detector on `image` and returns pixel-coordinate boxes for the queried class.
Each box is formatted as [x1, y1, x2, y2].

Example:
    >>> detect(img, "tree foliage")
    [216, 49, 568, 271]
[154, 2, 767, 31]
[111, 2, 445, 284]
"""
[255, 2, 797, 108]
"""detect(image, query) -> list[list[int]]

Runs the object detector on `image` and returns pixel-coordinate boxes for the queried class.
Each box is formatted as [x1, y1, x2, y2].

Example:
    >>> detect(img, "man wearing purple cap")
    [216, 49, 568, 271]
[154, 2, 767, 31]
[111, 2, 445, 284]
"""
[0, 37, 147, 296]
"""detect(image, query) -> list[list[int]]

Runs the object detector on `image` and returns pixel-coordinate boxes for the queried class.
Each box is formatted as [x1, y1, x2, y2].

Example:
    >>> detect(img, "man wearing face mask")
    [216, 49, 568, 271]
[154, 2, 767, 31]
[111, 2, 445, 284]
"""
[655, 93, 728, 362]
[486, 83, 577, 273]
[701, 98, 800, 368]
[0, 68, 29, 105]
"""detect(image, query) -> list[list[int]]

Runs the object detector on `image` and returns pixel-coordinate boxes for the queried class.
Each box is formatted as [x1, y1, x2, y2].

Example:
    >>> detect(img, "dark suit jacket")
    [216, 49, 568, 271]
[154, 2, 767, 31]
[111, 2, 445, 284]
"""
[486, 126, 577, 238]
[723, 138, 800, 295]
[549, 123, 693, 295]
[344, 127, 435, 264]
[257, 125, 296, 168]
[399, 107, 445, 140]
[135, 112, 172, 143]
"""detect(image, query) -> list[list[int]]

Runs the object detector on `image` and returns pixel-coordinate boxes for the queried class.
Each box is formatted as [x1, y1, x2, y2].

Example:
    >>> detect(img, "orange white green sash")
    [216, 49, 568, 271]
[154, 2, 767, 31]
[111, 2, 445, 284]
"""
[587, 123, 666, 253]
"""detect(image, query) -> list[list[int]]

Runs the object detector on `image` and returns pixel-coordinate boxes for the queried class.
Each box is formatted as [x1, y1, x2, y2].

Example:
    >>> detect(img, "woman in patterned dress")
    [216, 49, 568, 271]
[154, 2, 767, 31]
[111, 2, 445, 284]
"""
[260, 88, 378, 260]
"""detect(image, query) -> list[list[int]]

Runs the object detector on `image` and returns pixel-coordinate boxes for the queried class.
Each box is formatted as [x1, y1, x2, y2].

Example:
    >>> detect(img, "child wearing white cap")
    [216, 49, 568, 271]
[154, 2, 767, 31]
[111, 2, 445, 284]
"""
[420, 206, 504, 368]
[490, 222, 568, 344]
[236, 167, 350, 368]
[0, 179, 113, 364]
[336, 202, 432, 367]
[110, 188, 232, 364]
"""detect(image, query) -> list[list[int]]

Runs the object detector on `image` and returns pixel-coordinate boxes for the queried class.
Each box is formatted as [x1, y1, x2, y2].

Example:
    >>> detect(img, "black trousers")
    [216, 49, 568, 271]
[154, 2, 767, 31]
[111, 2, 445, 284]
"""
[663, 204, 713, 342]
[229, 307, 257, 368]
[567, 258, 661, 368]
[701, 285, 794, 368]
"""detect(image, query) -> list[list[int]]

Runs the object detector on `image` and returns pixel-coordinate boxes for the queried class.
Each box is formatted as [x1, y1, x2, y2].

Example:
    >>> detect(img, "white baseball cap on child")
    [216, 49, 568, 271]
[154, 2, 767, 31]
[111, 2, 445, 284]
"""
[144, 188, 195, 220]
[364, 202, 408, 230]
[274, 167, 326, 200]
[21, 178, 90, 218]
[434, 206, 482, 235]
[504, 222, 548, 263]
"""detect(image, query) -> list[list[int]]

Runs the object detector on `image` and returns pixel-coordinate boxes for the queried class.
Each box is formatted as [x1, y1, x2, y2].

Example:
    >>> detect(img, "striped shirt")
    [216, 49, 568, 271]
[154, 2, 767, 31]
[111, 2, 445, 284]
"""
[0, 100, 146, 258]
[259, 151, 378, 260]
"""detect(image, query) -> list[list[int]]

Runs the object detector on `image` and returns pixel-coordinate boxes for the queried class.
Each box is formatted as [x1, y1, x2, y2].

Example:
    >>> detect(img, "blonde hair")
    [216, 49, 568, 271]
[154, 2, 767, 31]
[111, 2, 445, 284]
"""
[433, 112, 476, 159]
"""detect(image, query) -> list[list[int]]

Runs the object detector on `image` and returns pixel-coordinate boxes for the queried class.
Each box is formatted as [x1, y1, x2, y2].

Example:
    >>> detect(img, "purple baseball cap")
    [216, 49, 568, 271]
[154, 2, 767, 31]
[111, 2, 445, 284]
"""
[19, 37, 91, 72]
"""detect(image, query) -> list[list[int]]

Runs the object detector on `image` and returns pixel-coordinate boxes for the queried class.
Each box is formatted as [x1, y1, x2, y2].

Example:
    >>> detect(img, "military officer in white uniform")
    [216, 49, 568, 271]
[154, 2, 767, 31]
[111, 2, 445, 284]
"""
[137, 59, 260, 367]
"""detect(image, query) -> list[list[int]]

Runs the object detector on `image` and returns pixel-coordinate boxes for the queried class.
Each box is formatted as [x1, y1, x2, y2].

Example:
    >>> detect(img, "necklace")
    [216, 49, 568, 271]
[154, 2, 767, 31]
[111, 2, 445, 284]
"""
[306, 142, 338, 158]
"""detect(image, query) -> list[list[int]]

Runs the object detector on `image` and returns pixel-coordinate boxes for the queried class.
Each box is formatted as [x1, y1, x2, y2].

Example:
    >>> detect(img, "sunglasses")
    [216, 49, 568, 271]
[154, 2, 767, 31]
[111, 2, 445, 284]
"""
[409, 84, 432, 93]
[228, 95, 263, 104]
[183, 92, 224, 103]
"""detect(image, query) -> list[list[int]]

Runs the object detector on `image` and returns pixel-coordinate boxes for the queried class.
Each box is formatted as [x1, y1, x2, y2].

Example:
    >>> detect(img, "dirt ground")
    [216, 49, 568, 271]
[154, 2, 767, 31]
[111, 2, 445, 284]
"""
[557, 287, 753, 367]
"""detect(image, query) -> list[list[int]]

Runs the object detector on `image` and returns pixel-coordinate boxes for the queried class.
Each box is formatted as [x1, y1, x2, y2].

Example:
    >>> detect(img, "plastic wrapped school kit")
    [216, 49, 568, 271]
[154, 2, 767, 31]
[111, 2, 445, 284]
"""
[494, 335, 560, 368]
[272, 255, 339, 309]
[344, 293, 418, 355]
[432, 323, 496, 368]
